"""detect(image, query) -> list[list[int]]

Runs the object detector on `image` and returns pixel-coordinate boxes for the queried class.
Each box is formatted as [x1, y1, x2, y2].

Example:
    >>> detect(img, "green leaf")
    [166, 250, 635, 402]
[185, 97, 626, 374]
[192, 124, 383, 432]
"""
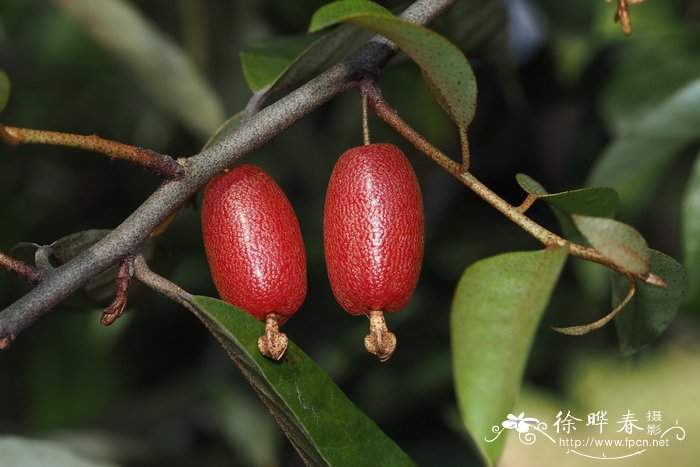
[0, 70, 10, 113]
[588, 79, 700, 218]
[614, 250, 686, 356]
[545, 187, 620, 245]
[53, 0, 224, 140]
[515, 173, 547, 196]
[600, 43, 700, 135]
[542, 187, 619, 219]
[516, 173, 618, 218]
[682, 152, 700, 304]
[573, 215, 651, 275]
[240, 33, 324, 92]
[309, 0, 477, 128]
[192, 296, 416, 467]
[240, 24, 374, 100]
[451, 247, 568, 465]
[515, 174, 619, 243]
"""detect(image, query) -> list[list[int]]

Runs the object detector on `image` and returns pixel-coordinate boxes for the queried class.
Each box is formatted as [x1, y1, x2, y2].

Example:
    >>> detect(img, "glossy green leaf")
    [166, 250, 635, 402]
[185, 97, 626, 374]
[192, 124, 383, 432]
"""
[682, 152, 700, 304]
[588, 79, 700, 218]
[241, 33, 324, 92]
[309, 0, 477, 128]
[192, 296, 415, 467]
[53, 0, 224, 140]
[0, 70, 10, 113]
[573, 215, 651, 275]
[451, 247, 568, 465]
[613, 250, 686, 356]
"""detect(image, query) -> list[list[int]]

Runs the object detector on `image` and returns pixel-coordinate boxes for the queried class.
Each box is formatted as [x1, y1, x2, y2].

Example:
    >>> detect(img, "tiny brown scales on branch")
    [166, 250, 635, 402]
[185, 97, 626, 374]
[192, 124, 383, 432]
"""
[0, 0, 459, 347]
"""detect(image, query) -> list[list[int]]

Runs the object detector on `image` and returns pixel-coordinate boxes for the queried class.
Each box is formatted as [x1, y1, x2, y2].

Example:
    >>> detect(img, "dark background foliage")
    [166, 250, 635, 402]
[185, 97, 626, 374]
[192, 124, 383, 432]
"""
[1, 1, 699, 465]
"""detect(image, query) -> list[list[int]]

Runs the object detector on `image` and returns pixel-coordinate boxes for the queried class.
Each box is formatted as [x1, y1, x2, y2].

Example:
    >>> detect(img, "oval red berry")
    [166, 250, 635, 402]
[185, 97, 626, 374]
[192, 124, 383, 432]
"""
[201, 165, 306, 322]
[324, 143, 424, 316]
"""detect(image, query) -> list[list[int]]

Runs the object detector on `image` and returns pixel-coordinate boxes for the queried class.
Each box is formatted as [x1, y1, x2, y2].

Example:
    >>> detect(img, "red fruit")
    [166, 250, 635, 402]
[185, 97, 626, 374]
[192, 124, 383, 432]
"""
[201, 165, 306, 359]
[324, 143, 424, 361]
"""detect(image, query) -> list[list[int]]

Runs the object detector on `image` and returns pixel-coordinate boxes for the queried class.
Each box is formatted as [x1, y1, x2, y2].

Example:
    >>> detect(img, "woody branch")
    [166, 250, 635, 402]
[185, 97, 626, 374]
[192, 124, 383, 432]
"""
[0, 0, 458, 346]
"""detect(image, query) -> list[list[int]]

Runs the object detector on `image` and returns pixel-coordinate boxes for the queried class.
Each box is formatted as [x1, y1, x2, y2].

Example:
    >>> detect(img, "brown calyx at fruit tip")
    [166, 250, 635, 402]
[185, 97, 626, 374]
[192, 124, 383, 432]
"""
[365, 310, 396, 362]
[258, 313, 288, 361]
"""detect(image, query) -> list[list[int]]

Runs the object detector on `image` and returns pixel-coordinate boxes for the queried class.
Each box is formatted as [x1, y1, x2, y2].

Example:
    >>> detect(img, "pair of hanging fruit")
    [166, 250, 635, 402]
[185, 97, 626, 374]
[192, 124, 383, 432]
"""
[201, 144, 424, 362]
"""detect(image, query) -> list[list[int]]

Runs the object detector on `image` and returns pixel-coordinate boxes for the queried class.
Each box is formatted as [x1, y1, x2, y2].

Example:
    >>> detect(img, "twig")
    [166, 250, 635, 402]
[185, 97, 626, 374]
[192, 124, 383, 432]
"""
[0, 251, 44, 285]
[132, 254, 197, 311]
[0, 125, 185, 180]
[0, 0, 460, 345]
[458, 126, 470, 172]
[34, 246, 54, 273]
[360, 78, 644, 273]
[516, 193, 538, 213]
[361, 90, 371, 145]
[244, 89, 270, 118]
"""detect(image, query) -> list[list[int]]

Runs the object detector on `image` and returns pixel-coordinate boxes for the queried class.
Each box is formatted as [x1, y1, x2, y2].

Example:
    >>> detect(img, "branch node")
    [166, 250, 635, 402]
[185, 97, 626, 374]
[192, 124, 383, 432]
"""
[140, 147, 186, 180]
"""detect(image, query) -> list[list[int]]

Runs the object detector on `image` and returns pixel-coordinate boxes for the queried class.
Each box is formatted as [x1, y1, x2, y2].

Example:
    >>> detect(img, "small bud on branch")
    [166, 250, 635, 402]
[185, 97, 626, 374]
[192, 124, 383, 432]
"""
[101, 255, 135, 326]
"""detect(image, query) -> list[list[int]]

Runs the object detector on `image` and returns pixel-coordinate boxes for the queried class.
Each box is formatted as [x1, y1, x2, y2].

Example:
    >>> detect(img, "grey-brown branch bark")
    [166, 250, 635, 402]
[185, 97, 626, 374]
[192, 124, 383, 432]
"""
[0, 0, 457, 344]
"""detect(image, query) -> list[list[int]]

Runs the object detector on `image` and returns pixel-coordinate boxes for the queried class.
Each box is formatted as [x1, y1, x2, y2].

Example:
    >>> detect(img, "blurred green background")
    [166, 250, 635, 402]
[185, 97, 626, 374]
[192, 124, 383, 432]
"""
[1, 0, 699, 466]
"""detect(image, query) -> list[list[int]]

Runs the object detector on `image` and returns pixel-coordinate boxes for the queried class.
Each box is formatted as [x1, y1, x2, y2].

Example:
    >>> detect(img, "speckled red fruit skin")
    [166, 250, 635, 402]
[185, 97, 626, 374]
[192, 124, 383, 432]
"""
[201, 165, 306, 323]
[324, 143, 424, 316]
